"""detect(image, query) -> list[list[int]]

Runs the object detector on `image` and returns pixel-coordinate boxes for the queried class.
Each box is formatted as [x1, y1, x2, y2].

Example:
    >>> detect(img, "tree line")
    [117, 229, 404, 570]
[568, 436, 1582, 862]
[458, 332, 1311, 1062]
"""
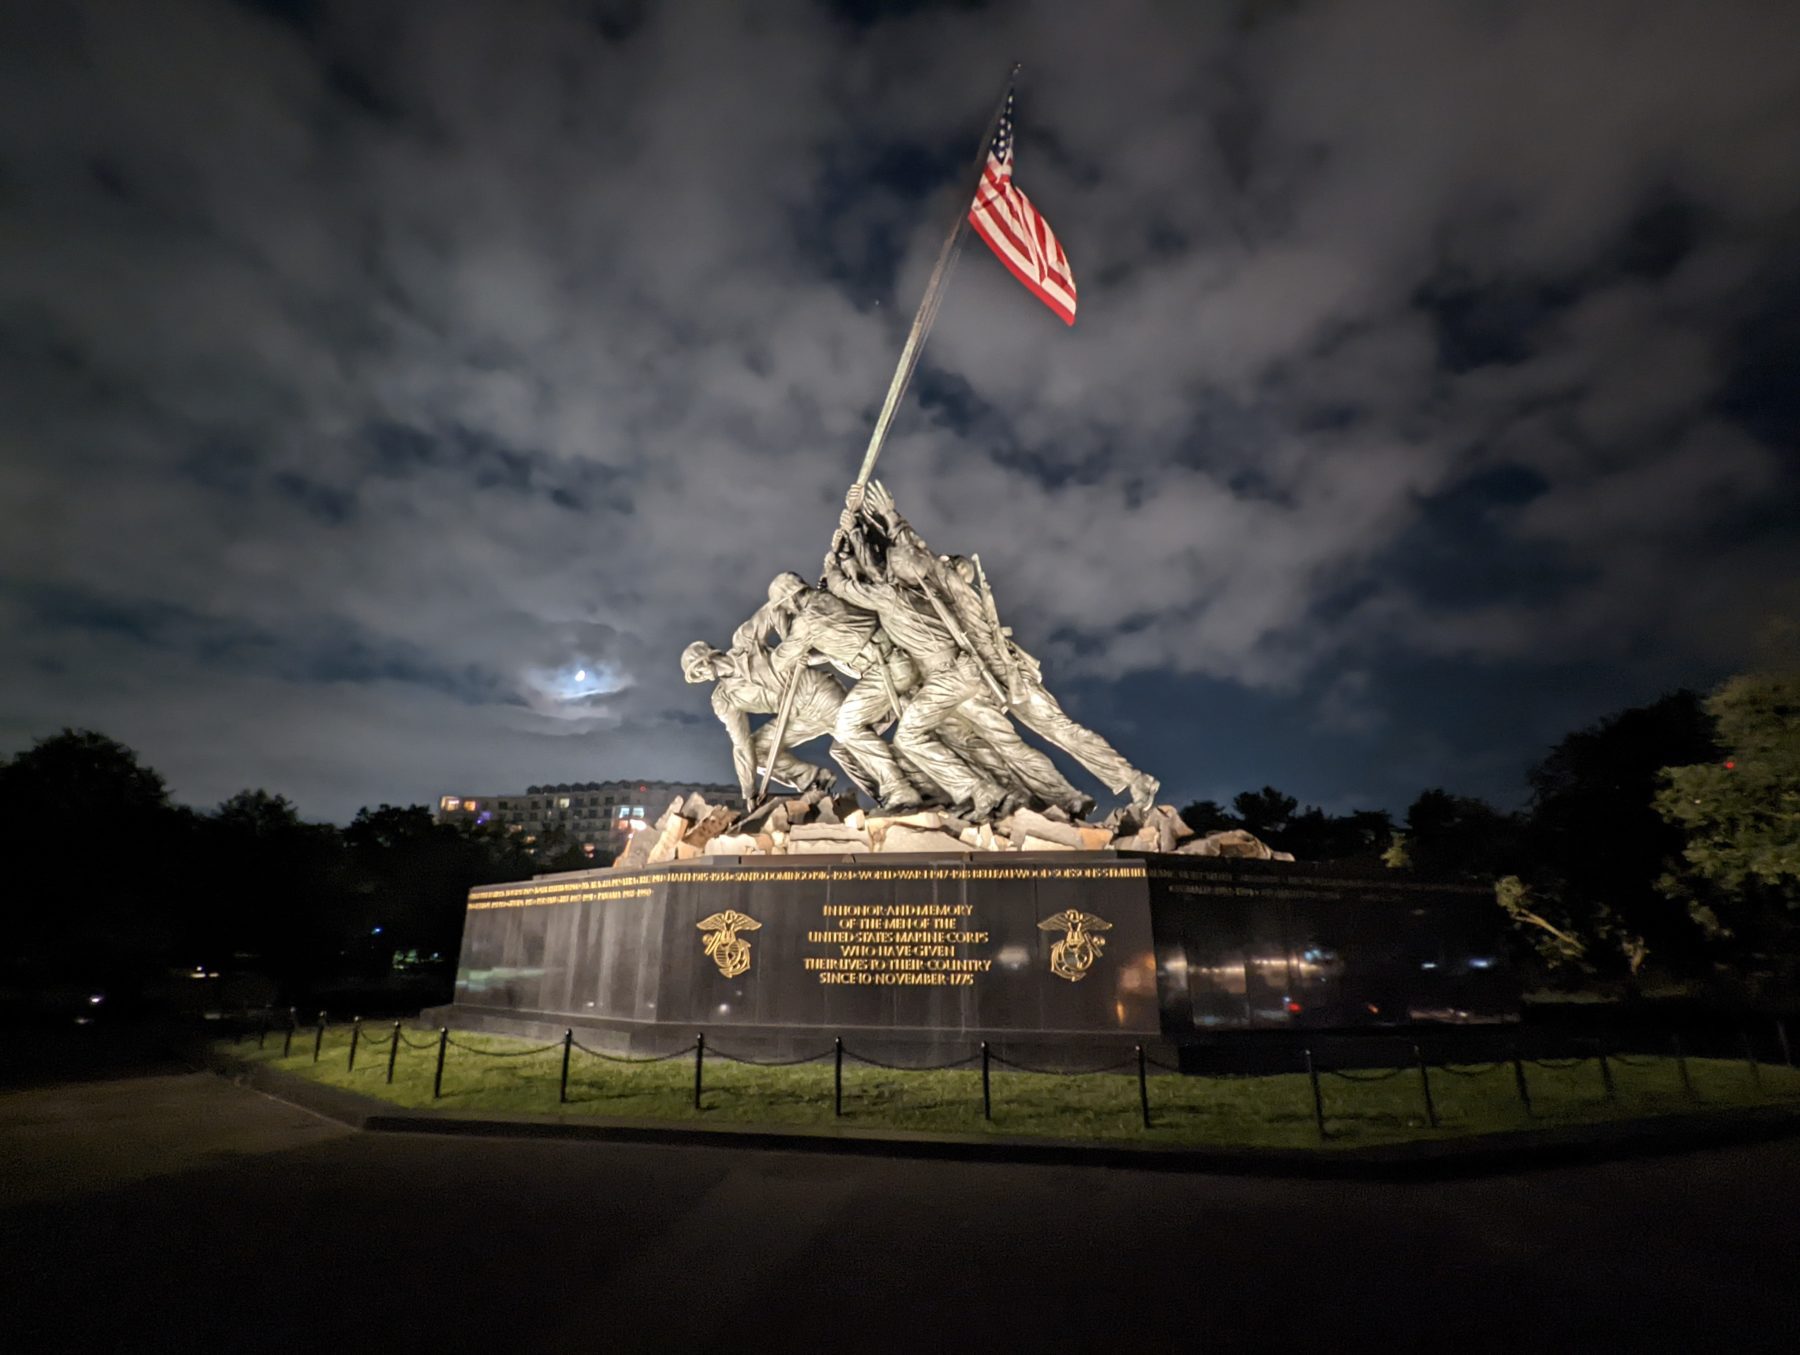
[0, 735, 593, 1005]
[1, 667, 1792, 1005]
[1179, 670, 1798, 994]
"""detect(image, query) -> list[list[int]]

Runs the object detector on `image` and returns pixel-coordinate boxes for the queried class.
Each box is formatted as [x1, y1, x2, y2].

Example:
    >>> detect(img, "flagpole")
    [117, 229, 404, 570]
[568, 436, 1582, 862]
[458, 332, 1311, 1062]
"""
[851, 62, 1019, 491]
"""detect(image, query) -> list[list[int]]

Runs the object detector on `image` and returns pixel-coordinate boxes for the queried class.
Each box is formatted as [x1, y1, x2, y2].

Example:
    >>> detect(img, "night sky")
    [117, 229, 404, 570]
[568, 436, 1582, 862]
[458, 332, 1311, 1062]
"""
[4, 0, 1797, 823]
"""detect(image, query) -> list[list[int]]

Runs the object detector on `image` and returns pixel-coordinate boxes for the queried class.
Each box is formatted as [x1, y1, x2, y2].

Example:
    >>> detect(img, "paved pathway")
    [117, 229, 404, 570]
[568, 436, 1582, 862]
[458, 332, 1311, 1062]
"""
[3, 1070, 1797, 1352]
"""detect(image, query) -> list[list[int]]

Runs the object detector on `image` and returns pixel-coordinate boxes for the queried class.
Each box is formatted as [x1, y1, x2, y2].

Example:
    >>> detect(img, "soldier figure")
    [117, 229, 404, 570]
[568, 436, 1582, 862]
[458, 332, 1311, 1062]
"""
[855, 481, 1161, 816]
[822, 530, 1011, 821]
[679, 637, 840, 807]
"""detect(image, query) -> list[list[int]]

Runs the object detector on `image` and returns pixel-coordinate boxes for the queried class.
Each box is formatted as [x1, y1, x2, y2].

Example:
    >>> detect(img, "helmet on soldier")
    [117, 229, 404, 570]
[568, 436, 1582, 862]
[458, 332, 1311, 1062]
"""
[680, 641, 719, 683]
[767, 572, 808, 608]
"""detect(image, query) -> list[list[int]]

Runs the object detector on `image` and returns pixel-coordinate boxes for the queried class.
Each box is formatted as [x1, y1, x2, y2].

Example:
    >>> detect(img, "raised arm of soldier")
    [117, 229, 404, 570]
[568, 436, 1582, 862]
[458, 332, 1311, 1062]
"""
[862, 481, 1019, 701]
[821, 524, 898, 614]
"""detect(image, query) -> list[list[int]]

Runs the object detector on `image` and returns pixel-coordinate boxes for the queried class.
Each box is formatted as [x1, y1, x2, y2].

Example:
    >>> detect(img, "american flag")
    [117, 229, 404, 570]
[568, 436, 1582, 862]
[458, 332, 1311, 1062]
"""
[967, 89, 1076, 326]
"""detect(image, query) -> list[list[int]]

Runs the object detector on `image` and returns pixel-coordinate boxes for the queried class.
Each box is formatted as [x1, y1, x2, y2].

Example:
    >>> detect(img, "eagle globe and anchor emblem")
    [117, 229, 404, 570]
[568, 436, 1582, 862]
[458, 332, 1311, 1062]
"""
[697, 910, 762, 979]
[1037, 909, 1113, 982]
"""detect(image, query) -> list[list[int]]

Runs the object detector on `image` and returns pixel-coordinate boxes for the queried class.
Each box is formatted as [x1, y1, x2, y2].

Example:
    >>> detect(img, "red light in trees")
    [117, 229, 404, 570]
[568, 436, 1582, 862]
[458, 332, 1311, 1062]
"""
[1724, 760, 1736, 770]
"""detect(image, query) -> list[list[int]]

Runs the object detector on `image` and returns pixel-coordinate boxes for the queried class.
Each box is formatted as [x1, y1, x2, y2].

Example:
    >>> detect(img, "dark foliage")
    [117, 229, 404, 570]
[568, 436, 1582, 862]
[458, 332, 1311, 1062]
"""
[0, 729, 563, 1007]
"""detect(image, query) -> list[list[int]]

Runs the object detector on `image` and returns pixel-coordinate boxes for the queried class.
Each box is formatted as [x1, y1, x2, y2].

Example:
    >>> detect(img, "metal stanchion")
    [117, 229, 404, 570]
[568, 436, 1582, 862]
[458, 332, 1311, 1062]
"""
[1672, 1033, 1696, 1101]
[432, 1027, 448, 1099]
[258, 1018, 268, 1050]
[1511, 1041, 1533, 1116]
[1597, 1039, 1617, 1103]
[836, 1038, 845, 1118]
[1777, 1019, 1794, 1070]
[313, 1011, 327, 1063]
[1414, 1043, 1438, 1128]
[560, 1029, 573, 1105]
[1742, 1030, 1762, 1093]
[386, 1020, 401, 1084]
[347, 1018, 361, 1073]
[282, 1009, 295, 1059]
[693, 1033, 705, 1111]
[1305, 1048, 1326, 1142]
[1136, 1044, 1152, 1130]
[980, 1041, 991, 1121]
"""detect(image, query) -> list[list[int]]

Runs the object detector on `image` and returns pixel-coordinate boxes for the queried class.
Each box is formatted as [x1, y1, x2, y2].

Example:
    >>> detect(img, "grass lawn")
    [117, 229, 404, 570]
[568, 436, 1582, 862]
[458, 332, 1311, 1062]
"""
[219, 1025, 1800, 1151]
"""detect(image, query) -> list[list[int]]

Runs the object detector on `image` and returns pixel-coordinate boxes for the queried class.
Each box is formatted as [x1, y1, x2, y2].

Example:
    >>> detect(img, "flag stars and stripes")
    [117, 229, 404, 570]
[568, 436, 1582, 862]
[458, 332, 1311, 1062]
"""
[967, 86, 1076, 326]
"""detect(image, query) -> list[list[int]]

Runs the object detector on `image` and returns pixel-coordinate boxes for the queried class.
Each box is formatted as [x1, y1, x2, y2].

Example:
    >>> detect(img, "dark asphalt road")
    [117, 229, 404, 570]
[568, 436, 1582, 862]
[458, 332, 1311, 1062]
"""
[4, 1068, 1798, 1353]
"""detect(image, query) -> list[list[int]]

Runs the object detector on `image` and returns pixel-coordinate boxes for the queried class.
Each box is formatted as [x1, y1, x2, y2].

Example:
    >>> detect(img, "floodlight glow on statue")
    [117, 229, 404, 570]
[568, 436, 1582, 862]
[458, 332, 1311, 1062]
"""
[682, 67, 1158, 822]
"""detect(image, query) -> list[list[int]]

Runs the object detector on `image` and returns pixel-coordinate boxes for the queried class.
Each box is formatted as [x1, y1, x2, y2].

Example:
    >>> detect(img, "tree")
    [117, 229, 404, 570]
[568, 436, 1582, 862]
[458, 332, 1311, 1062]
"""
[1177, 792, 1393, 862]
[194, 790, 351, 984]
[1523, 690, 1721, 973]
[1656, 670, 1800, 949]
[1176, 799, 1236, 834]
[1387, 789, 1523, 882]
[1232, 787, 1298, 841]
[0, 729, 185, 976]
[1282, 807, 1394, 862]
[343, 805, 536, 969]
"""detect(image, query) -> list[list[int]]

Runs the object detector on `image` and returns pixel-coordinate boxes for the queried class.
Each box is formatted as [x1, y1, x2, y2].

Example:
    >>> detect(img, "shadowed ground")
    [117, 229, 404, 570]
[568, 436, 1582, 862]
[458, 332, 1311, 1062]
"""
[5, 1060, 1800, 1353]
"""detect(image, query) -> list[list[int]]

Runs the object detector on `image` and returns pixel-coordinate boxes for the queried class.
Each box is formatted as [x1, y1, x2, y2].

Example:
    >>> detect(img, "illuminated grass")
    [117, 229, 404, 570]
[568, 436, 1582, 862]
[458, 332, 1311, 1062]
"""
[220, 1027, 1800, 1151]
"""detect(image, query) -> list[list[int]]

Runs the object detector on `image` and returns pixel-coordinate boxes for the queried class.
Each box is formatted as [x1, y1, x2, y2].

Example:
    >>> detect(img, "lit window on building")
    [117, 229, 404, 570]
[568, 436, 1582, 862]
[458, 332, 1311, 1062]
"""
[632, 806, 645, 818]
[441, 796, 462, 812]
[557, 796, 571, 809]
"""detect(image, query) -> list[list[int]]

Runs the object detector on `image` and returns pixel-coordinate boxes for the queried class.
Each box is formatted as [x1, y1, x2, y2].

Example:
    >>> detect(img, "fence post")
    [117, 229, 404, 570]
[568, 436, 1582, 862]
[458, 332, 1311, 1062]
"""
[1778, 1018, 1794, 1070]
[258, 1016, 267, 1050]
[1304, 1047, 1326, 1142]
[313, 1011, 327, 1063]
[693, 1033, 705, 1112]
[560, 1029, 573, 1104]
[432, 1027, 448, 1099]
[836, 1038, 845, 1118]
[386, 1020, 401, 1084]
[282, 1008, 295, 1059]
[347, 1018, 361, 1073]
[1597, 1038, 1617, 1103]
[1136, 1044, 1152, 1130]
[1413, 1043, 1438, 1128]
[1741, 1030, 1762, 1093]
[1511, 1041, 1533, 1116]
[979, 1041, 991, 1121]
[1672, 1033, 1696, 1101]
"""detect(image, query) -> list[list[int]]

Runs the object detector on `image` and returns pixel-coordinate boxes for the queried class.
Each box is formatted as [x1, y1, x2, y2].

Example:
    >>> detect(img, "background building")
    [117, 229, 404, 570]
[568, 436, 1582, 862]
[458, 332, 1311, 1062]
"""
[435, 779, 737, 860]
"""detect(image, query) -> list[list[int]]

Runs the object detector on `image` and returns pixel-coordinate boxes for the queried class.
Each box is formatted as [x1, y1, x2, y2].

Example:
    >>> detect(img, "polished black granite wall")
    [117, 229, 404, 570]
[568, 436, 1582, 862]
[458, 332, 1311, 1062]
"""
[429, 852, 1515, 1063]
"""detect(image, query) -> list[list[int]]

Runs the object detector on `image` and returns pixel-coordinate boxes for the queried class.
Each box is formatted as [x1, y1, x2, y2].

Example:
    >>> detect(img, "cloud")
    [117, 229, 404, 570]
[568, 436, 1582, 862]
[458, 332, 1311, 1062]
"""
[1, 0, 1796, 818]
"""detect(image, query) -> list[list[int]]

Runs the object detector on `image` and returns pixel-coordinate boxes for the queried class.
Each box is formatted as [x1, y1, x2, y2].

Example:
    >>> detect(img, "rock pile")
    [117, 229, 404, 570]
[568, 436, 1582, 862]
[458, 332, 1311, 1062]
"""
[610, 788, 1294, 869]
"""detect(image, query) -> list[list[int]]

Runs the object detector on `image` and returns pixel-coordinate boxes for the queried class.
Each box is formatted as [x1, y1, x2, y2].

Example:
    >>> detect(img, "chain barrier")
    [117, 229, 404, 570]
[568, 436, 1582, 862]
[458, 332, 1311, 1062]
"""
[446, 1036, 564, 1058]
[842, 1046, 980, 1072]
[707, 1047, 834, 1068]
[231, 1009, 1795, 1131]
[1434, 1061, 1506, 1078]
[569, 1038, 694, 1064]
[989, 1052, 1138, 1076]
[1324, 1065, 1408, 1082]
